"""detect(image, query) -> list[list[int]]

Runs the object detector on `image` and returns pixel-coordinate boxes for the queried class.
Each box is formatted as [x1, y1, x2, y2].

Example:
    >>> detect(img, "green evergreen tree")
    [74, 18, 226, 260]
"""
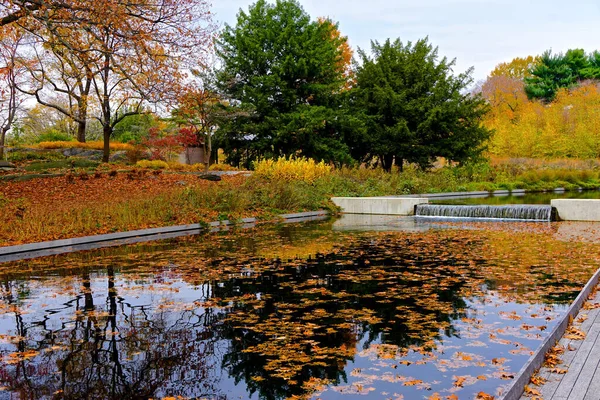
[351, 38, 491, 171]
[525, 49, 600, 102]
[215, 0, 355, 168]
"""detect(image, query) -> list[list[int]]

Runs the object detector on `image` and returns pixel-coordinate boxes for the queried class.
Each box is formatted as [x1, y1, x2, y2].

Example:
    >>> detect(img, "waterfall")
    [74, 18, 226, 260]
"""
[415, 204, 556, 221]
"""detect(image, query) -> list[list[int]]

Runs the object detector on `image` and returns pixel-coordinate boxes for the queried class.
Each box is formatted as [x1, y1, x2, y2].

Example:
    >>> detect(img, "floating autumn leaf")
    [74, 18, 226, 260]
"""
[453, 376, 467, 387]
[2, 225, 600, 399]
[500, 372, 515, 380]
[403, 379, 424, 387]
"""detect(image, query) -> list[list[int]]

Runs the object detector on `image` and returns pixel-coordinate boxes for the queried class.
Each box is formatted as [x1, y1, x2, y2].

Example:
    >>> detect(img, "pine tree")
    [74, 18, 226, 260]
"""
[351, 38, 491, 171]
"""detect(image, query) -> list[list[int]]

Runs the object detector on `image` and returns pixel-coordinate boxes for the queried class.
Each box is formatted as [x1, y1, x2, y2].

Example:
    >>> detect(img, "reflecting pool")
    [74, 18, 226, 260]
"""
[430, 189, 600, 205]
[1, 220, 599, 399]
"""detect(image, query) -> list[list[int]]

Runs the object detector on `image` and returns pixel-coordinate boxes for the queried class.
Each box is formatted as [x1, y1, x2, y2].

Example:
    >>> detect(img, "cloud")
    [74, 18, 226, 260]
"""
[211, 0, 600, 80]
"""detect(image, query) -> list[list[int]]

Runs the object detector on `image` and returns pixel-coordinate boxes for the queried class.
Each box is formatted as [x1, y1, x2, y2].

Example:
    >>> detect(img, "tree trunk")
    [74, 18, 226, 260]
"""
[380, 154, 394, 172]
[204, 133, 211, 173]
[76, 120, 87, 143]
[394, 157, 404, 172]
[102, 125, 111, 163]
[0, 128, 6, 160]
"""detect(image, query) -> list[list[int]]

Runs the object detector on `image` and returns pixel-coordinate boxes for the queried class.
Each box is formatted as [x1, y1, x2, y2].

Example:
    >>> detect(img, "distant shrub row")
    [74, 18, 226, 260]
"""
[37, 141, 134, 151]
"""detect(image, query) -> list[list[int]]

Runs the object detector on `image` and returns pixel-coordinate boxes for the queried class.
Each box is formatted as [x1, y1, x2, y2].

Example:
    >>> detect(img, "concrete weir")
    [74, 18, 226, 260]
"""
[331, 197, 428, 215]
[551, 199, 600, 221]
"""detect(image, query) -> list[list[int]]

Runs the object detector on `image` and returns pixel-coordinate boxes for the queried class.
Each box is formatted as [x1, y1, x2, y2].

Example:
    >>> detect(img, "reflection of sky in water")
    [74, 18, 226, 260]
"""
[0, 224, 595, 399]
[0, 274, 568, 398]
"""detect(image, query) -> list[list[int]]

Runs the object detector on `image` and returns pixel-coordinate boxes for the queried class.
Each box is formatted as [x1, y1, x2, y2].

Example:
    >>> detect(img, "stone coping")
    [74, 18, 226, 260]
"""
[0, 211, 329, 263]
[403, 187, 595, 200]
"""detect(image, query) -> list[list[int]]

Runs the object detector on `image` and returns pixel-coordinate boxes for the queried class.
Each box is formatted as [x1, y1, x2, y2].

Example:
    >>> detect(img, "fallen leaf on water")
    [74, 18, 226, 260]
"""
[453, 376, 466, 387]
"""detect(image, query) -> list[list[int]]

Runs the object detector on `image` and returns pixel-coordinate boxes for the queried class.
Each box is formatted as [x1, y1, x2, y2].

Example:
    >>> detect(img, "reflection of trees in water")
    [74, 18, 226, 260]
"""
[1, 228, 584, 400]
[209, 236, 480, 399]
[0, 267, 224, 400]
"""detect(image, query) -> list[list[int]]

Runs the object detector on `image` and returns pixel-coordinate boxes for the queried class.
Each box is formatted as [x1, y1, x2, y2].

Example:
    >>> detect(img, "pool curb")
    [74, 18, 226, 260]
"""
[499, 267, 600, 400]
[0, 210, 329, 263]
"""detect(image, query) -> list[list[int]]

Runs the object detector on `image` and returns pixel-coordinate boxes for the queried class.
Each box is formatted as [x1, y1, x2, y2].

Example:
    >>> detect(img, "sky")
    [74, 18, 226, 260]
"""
[211, 0, 600, 82]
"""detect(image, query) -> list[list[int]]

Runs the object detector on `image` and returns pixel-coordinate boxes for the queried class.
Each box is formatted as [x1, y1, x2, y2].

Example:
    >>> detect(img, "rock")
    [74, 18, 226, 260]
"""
[62, 148, 84, 157]
[198, 174, 222, 181]
[109, 151, 128, 162]
[176, 181, 188, 186]
[0, 160, 16, 170]
[79, 150, 103, 159]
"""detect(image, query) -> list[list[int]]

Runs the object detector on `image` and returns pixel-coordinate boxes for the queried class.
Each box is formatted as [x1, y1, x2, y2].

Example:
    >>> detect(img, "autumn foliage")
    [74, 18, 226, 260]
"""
[483, 52, 600, 159]
[485, 81, 600, 158]
[36, 140, 134, 151]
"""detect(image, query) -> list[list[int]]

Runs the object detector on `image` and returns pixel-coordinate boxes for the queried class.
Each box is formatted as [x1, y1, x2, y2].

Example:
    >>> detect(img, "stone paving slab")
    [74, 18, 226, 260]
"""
[520, 287, 600, 400]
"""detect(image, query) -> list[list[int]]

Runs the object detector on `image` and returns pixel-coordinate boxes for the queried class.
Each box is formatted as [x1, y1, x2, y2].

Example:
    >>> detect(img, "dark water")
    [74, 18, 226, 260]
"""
[0, 221, 598, 400]
[431, 189, 600, 205]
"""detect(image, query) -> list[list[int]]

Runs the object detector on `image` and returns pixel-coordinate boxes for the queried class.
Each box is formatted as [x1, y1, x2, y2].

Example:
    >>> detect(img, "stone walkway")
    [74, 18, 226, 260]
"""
[521, 287, 600, 400]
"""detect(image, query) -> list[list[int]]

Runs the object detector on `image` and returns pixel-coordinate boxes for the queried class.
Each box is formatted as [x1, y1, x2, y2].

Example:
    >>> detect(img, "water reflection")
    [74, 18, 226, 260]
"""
[1, 223, 599, 399]
[1, 268, 226, 400]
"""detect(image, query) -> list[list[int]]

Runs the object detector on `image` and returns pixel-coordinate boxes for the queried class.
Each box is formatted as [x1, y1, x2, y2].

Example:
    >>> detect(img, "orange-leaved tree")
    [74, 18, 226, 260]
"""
[2, 0, 216, 161]
[486, 81, 600, 158]
[0, 25, 28, 158]
[173, 82, 224, 172]
[318, 17, 354, 88]
[489, 55, 540, 80]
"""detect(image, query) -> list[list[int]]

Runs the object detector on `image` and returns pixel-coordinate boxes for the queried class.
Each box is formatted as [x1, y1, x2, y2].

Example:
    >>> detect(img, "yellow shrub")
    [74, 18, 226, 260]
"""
[136, 160, 169, 169]
[253, 157, 332, 183]
[486, 82, 600, 159]
[37, 141, 134, 151]
[166, 162, 191, 171]
[209, 163, 239, 172]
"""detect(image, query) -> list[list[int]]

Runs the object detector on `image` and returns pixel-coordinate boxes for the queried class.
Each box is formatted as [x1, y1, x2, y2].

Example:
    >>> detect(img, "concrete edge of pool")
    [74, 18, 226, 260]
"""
[0, 211, 329, 262]
[500, 268, 600, 400]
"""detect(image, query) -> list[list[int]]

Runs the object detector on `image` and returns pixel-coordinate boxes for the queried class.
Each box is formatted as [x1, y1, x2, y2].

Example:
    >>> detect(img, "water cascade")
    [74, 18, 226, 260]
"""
[414, 204, 556, 221]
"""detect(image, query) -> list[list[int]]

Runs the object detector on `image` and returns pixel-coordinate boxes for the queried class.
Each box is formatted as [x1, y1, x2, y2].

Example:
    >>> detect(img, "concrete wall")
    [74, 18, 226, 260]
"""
[332, 197, 428, 216]
[551, 199, 600, 221]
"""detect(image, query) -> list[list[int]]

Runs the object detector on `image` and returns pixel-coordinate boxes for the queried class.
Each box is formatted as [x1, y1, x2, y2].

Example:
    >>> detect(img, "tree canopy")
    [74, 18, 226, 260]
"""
[215, 0, 354, 168]
[525, 49, 600, 102]
[1, 0, 214, 161]
[351, 38, 491, 171]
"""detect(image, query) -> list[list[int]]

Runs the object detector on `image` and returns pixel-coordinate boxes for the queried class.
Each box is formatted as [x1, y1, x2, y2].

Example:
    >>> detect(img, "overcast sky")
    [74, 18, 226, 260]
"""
[211, 0, 600, 82]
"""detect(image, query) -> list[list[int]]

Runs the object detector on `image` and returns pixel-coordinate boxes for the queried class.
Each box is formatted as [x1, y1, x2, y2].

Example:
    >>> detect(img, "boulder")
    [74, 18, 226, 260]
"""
[62, 148, 84, 157]
[0, 160, 16, 171]
[109, 151, 128, 162]
[198, 174, 221, 181]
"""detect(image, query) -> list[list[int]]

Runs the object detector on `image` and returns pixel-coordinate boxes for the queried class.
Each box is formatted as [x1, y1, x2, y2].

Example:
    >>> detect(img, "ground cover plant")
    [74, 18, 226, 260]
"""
[1, 221, 600, 399]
